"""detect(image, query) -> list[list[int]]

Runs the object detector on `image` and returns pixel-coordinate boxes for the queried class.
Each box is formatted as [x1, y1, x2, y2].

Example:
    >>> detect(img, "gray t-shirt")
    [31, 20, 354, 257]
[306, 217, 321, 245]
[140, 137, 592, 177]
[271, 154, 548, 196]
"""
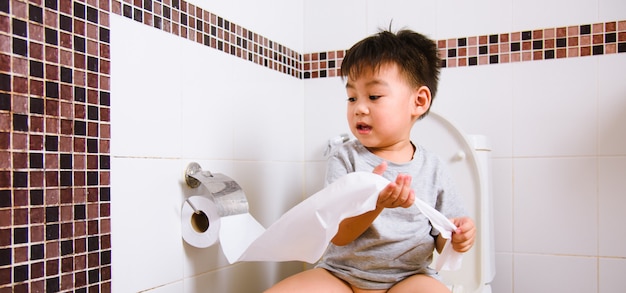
[316, 140, 466, 290]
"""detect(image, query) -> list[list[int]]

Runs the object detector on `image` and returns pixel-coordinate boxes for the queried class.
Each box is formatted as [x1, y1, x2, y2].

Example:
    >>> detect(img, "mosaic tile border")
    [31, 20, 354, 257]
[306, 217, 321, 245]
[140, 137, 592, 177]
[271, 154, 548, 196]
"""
[0, 0, 111, 291]
[437, 21, 626, 68]
[111, 0, 302, 79]
[110, 0, 625, 80]
[304, 20, 626, 78]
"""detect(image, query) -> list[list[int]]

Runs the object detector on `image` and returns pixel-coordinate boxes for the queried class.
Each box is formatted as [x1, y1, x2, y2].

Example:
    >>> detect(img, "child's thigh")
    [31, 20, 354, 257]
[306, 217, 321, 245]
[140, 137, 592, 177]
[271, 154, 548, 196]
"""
[388, 274, 450, 293]
[264, 268, 353, 293]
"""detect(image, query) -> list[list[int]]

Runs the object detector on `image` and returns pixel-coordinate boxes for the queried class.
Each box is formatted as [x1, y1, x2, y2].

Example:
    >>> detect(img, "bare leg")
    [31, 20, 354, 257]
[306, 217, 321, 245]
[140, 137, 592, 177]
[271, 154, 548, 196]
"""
[388, 274, 450, 293]
[264, 268, 353, 293]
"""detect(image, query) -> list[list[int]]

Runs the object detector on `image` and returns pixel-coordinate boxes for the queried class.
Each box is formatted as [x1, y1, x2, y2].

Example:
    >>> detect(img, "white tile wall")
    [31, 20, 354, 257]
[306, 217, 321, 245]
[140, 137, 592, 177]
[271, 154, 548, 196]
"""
[366, 0, 437, 37]
[304, 161, 327, 197]
[435, 64, 514, 158]
[512, 0, 599, 31]
[599, 258, 626, 293]
[513, 157, 597, 255]
[512, 57, 598, 157]
[514, 254, 597, 293]
[599, 0, 626, 21]
[180, 43, 237, 160]
[303, 77, 351, 161]
[230, 71, 304, 162]
[110, 157, 186, 292]
[492, 252, 513, 293]
[303, 0, 368, 53]
[436, 0, 513, 39]
[598, 54, 626, 156]
[598, 157, 626, 258]
[492, 158, 513, 252]
[110, 16, 184, 159]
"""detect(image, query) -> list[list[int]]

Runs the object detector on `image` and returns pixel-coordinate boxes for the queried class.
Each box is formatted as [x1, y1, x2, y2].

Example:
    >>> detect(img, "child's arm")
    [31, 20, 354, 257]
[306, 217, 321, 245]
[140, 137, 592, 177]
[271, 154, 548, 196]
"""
[331, 161, 416, 246]
[331, 206, 384, 246]
[435, 217, 476, 253]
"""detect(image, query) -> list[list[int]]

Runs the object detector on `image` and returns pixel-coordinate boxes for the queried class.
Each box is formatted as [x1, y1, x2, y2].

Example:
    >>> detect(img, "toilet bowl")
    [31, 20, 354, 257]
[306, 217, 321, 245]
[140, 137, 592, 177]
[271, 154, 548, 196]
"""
[411, 111, 496, 293]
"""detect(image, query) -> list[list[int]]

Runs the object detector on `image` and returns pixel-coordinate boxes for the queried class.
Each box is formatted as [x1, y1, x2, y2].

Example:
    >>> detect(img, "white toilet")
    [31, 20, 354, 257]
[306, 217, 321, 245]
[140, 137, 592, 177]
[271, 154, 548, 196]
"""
[411, 111, 496, 293]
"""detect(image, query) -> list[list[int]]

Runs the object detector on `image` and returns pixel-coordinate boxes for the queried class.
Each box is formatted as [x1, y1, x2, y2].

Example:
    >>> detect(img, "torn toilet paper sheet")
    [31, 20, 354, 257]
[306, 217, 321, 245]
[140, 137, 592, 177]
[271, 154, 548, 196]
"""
[219, 171, 463, 271]
[412, 193, 463, 271]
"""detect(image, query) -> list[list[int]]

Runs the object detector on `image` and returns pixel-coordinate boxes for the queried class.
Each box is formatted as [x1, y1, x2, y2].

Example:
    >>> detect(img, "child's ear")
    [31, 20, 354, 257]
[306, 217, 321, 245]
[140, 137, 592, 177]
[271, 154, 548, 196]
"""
[412, 86, 432, 117]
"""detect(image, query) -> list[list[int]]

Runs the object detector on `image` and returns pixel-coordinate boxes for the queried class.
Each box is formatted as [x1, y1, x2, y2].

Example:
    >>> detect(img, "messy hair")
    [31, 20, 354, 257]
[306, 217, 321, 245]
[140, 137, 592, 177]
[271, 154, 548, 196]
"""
[340, 29, 441, 108]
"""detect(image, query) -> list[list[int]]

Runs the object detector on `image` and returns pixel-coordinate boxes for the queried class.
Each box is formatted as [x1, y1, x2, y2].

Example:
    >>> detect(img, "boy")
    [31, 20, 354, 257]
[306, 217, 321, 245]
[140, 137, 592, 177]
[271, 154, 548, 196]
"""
[266, 29, 475, 293]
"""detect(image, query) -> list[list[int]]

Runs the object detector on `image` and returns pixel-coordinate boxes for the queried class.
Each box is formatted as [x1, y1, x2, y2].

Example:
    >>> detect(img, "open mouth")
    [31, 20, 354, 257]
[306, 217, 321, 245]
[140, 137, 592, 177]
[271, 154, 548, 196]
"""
[356, 123, 372, 133]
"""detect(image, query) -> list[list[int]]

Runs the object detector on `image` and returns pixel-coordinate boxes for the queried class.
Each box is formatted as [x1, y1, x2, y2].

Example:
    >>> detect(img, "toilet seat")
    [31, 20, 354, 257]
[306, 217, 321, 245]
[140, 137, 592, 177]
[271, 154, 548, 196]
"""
[411, 111, 495, 293]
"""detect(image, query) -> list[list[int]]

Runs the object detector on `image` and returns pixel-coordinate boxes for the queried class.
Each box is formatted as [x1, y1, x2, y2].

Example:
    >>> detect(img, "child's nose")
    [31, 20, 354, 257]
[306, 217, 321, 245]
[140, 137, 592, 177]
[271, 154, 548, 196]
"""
[353, 100, 369, 115]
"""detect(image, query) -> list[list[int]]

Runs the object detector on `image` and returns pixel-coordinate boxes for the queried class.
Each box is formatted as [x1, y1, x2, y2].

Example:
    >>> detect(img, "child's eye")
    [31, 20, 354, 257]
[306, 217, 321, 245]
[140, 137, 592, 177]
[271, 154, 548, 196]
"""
[369, 95, 381, 100]
[347, 97, 356, 102]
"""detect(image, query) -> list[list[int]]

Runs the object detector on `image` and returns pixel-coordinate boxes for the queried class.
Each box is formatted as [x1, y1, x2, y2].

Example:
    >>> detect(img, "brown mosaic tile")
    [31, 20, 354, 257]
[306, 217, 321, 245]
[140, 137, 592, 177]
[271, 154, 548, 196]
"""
[12, 133, 28, 150]
[30, 171, 44, 187]
[0, 54, 9, 72]
[0, 153, 9, 169]
[580, 35, 591, 45]
[11, 57, 28, 77]
[74, 221, 86, 238]
[593, 23, 604, 33]
[45, 258, 59, 275]
[0, 229, 10, 246]
[606, 43, 617, 54]
[593, 34, 603, 44]
[61, 273, 73, 290]
[45, 45, 59, 63]
[30, 225, 44, 242]
[0, 210, 10, 227]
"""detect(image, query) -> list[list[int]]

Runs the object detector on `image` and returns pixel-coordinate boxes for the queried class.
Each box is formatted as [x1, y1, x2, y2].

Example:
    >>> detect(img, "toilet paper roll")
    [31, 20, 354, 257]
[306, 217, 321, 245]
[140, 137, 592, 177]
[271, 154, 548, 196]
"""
[181, 195, 221, 248]
[181, 172, 253, 249]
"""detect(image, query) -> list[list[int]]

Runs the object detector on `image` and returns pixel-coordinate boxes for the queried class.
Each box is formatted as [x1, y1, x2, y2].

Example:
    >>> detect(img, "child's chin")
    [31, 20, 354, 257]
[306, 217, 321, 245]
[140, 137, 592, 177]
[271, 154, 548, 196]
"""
[359, 139, 380, 149]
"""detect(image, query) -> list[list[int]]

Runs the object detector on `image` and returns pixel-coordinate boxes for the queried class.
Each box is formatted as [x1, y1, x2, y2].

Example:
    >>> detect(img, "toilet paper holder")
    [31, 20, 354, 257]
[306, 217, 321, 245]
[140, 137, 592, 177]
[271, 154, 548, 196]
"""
[184, 162, 212, 215]
[184, 162, 250, 218]
[185, 162, 211, 189]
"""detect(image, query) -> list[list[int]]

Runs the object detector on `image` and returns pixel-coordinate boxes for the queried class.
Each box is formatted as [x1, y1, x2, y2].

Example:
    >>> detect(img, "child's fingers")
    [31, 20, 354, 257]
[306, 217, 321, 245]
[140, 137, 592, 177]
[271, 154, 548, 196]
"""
[452, 217, 474, 232]
[378, 174, 414, 208]
[376, 182, 397, 207]
[452, 231, 475, 252]
[376, 173, 415, 209]
[400, 189, 415, 208]
[392, 174, 413, 207]
[451, 217, 476, 252]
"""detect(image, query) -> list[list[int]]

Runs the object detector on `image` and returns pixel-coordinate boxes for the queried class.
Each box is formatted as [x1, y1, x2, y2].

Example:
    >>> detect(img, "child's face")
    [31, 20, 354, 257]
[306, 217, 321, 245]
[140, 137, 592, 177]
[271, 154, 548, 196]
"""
[345, 63, 430, 152]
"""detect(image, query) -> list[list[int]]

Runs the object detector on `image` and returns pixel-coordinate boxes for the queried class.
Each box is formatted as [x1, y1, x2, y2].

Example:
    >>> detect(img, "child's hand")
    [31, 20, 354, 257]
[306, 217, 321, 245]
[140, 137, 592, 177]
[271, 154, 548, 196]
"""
[450, 217, 476, 253]
[372, 162, 415, 209]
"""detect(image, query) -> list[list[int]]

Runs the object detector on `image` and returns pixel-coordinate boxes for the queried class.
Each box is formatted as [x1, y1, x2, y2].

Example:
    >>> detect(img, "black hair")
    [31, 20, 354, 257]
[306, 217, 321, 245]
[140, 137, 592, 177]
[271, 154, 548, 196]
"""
[341, 29, 441, 106]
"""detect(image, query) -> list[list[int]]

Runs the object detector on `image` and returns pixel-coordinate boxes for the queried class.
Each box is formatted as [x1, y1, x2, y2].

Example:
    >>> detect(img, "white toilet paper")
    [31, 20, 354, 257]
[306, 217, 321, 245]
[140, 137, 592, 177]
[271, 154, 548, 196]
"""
[180, 171, 463, 270]
[413, 192, 463, 271]
[181, 195, 221, 248]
